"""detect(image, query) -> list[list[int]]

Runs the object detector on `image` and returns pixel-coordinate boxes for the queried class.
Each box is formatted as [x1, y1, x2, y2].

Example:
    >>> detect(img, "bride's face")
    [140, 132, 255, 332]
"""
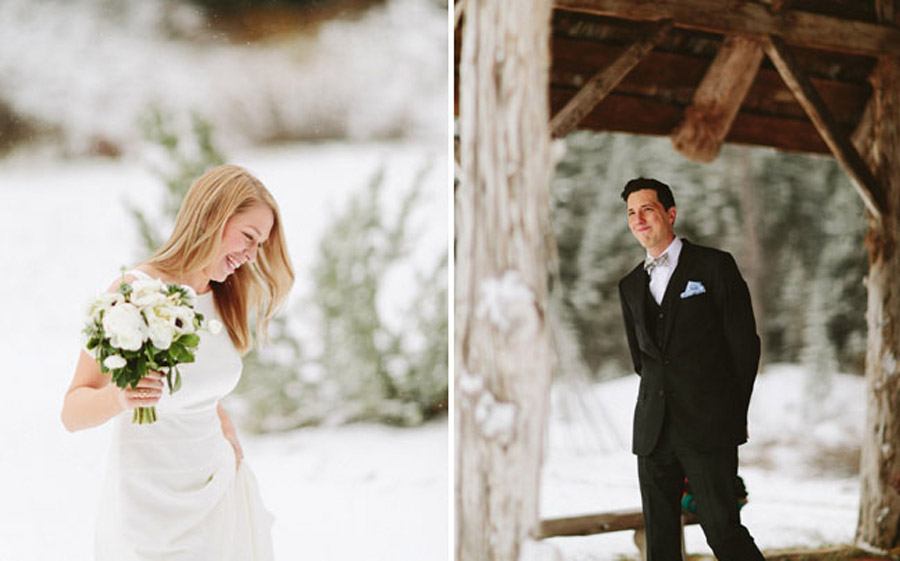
[205, 203, 275, 282]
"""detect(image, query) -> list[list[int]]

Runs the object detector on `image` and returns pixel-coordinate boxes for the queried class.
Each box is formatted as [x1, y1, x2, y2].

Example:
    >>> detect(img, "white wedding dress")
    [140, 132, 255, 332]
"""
[94, 269, 274, 561]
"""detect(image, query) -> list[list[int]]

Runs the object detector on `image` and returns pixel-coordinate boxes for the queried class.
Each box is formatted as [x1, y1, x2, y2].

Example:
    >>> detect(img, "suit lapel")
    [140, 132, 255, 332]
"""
[660, 239, 693, 351]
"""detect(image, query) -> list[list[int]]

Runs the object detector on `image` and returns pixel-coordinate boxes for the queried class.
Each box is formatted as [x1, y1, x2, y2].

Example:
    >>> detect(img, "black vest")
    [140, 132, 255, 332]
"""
[644, 280, 666, 347]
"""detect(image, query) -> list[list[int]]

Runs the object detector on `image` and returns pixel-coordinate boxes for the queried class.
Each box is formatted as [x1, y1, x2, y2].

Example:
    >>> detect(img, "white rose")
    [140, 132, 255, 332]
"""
[103, 355, 127, 370]
[207, 319, 223, 335]
[129, 279, 167, 307]
[102, 303, 146, 351]
[132, 290, 168, 309]
[147, 317, 176, 350]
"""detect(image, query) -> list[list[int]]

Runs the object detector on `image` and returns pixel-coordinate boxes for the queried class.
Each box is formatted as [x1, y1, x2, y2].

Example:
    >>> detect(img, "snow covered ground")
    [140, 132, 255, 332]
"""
[0, 141, 448, 561]
[542, 365, 865, 559]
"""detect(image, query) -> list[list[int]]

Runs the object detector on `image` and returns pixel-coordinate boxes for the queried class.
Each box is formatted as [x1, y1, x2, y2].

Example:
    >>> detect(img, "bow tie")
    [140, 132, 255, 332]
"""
[644, 253, 669, 274]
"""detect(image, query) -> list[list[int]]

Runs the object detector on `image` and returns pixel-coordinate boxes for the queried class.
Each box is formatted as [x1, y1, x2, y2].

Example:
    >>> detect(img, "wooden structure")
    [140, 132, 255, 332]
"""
[540, 509, 700, 560]
[455, 0, 900, 557]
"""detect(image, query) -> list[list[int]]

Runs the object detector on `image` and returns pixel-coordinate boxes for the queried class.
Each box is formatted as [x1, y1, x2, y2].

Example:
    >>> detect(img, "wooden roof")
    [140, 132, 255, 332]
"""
[455, 0, 899, 156]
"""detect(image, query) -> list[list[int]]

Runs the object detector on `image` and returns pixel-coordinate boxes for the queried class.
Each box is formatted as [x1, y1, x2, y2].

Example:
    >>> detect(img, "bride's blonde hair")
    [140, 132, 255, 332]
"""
[148, 164, 294, 354]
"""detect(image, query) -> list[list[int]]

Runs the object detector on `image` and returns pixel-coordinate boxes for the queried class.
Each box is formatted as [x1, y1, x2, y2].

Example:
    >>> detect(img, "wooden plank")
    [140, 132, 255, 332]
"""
[764, 36, 887, 219]
[554, 0, 900, 57]
[549, 88, 832, 153]
[550, 19, 673, 137]
[538, 509, 700, 538]
[671, 34, 765, 162]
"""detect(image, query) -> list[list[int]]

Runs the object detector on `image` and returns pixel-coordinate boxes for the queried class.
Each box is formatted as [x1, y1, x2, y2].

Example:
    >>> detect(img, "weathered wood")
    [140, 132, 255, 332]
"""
[551, 38, 871, 124]
[550, 19, 672, 137]
[456, 0, 557, 559]
[550, 89, 832, 154]
[764, 36, 887, 220]
[554, 0, 900, 57]
[538, 509, 700, 538]
[671, 35, 764, 162]
[876, 0, 896, 25]
[852, 96, 876, 165]
[857, 56, 900, 551]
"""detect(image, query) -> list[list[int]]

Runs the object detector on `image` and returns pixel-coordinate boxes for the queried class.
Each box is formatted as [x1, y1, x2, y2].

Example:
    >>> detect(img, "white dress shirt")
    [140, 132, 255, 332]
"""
[647, 237, 682, 305]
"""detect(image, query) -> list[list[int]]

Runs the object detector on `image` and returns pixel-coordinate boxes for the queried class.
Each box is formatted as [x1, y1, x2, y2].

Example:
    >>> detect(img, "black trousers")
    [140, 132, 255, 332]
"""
[637, 424, 765, 561]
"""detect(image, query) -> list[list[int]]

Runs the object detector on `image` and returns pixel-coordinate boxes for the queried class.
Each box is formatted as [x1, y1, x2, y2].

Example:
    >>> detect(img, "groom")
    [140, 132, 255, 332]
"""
[617, 178, 766, 561]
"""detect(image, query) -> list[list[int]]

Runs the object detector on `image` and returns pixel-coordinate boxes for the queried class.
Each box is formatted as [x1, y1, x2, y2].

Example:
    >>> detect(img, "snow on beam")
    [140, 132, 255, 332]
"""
[764, 36, 887, 222]
[671, 34, 764, 163]
[550, 19, 672, 138]
[554, 0, 900, 58]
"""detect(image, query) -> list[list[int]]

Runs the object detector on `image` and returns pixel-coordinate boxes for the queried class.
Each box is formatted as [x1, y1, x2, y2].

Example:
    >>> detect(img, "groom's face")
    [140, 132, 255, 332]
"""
[626, 189, 676, 254]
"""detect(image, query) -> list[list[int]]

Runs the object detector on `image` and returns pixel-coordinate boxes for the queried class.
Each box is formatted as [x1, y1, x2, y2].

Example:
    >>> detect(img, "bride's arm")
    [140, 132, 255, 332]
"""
[61, 351, 127, 431]
[217, 402, 244, 467]
[61, 275, 163, 432]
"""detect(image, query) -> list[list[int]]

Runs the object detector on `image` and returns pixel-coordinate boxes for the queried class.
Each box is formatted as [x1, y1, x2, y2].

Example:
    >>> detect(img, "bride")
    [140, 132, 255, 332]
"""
[61, 164, 294, 560]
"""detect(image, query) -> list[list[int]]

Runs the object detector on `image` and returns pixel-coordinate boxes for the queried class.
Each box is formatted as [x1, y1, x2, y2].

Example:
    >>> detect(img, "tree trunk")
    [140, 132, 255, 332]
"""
[455, 1, 556, 560]
[857, 56, 900, 551]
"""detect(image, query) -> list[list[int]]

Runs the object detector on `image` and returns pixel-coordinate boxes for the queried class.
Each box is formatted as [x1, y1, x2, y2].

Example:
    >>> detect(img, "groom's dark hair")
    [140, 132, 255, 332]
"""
[621, 178, 676, 210]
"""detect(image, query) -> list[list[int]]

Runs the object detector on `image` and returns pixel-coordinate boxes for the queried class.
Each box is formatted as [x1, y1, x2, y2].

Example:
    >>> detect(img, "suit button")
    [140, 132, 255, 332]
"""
[658, 390, 665, 397]
[658, 313, 664, 319]
[664, 359, 670, 365]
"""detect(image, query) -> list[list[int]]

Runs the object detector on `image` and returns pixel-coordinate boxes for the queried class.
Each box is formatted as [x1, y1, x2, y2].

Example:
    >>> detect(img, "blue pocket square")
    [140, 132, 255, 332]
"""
[680, 280, 706, 299]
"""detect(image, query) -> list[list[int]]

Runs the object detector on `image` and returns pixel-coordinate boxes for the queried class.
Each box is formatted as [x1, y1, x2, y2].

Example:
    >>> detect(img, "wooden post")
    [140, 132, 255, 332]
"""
[857, 56, 900, 552]
[456, 0, 557, 560]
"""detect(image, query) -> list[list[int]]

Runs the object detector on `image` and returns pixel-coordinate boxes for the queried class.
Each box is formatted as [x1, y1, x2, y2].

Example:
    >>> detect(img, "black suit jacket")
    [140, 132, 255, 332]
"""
[618, 239, 760, 455]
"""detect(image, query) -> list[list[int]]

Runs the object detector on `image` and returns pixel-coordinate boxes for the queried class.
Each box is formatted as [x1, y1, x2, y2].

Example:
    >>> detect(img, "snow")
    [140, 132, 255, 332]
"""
[0, 141, 447, 561]
[477, 270, 537, 335]
[0, 0, 446, 155]
[542, 364, 865, 559]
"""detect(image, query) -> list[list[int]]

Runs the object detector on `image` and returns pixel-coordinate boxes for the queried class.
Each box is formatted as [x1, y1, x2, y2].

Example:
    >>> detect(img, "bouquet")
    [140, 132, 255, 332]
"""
[83, 274, 222, 424]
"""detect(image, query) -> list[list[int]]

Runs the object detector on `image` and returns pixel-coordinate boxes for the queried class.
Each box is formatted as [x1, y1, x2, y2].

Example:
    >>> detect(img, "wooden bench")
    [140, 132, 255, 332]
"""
[538, 509, 700, 560]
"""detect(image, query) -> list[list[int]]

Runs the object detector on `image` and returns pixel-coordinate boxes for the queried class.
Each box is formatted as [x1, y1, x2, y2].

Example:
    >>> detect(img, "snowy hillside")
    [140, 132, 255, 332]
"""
[0, 0, 447, 155]
[542, 365, 864, 559]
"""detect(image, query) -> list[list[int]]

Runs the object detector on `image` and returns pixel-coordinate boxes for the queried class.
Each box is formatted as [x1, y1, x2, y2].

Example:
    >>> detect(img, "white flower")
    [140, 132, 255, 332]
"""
[147, 316, 176, 350]
[130, 278, 168, 308]
[88, 292, 124, 319]
[102, 303, 147, 351]
[207, 319, 223, 335]
[179, 285, 197, 307]
[170, 306, 196, 334]
[103, 355, 127, 370]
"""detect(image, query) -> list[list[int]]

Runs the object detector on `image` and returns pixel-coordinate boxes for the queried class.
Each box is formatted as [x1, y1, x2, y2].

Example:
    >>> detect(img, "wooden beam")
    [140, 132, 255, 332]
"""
[551, 37, 871, 122]
[550, 19, 672, 137]
[671, 35, 765, 162]
[876, 0, 896, 25]
[554, 0, 900, 57]
[764, 36, 887, 220]
[852, 95, 876, 165]
[550, 88, 833, 154]
[538, 510, 700, 538]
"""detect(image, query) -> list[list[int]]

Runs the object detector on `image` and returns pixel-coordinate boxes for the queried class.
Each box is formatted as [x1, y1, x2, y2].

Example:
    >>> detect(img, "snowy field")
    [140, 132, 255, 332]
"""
[542, 364, 865, 559]
[0, 142, 448, 561]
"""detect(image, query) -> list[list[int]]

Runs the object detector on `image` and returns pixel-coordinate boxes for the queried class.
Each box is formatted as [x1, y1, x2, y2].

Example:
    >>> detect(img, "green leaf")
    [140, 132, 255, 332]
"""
[179, 333, 200, 348]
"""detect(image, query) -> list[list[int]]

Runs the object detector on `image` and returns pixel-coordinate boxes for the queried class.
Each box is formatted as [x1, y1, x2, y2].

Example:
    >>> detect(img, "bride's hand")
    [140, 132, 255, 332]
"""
[225, 433, 244, 469]
[116, 372, 165, 410]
